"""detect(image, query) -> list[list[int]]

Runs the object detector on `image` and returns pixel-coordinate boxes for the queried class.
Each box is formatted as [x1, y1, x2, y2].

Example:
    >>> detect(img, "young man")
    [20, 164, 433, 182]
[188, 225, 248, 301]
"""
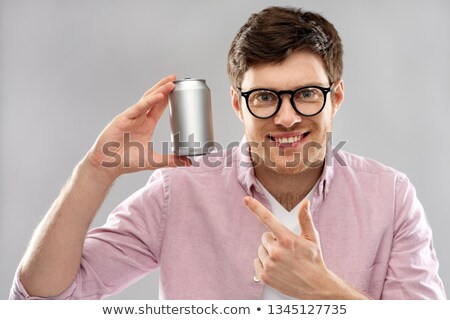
[10, 6, 446, 299]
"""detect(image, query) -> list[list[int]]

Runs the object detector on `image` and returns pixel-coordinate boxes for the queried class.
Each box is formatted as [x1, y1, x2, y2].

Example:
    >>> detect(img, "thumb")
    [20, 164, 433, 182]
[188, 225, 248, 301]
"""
[298, 199, 319, 243]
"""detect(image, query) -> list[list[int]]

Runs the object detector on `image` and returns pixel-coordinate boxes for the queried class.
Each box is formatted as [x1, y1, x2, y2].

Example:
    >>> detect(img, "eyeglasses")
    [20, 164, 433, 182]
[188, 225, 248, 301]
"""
[237, 84, 333, 119]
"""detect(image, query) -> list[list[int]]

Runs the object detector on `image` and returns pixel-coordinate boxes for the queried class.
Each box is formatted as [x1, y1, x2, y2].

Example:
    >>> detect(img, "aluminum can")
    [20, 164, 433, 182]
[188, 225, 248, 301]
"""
[168, 78, 215, 156]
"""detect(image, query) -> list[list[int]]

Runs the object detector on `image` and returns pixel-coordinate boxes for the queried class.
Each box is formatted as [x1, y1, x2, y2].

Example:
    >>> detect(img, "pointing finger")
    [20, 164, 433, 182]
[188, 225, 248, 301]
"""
[243, 196, 292, 240]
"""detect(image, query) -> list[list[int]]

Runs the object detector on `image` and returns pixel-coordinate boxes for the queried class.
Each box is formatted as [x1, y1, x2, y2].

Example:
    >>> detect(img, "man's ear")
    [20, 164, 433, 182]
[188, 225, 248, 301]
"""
[230, 86, 244, 123]
[331, 79, 344, 118]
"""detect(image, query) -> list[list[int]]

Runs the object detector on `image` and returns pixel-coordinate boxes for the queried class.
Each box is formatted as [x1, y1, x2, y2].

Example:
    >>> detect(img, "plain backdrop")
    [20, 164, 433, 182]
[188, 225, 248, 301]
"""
[1, 0, 449, 299]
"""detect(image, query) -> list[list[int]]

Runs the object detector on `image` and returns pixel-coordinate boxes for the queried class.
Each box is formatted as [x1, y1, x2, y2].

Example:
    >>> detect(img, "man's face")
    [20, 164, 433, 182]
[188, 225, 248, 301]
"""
[231, 51, 344, 175]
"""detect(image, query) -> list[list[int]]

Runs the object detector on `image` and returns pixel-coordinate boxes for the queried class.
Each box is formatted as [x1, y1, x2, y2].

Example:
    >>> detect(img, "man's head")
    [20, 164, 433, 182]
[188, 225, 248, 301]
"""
[227, 6, 344, 175]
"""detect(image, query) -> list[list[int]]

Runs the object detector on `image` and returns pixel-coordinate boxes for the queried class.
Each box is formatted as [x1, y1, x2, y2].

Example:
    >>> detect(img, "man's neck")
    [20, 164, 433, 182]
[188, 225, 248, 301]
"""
[254, 162, 324, 212]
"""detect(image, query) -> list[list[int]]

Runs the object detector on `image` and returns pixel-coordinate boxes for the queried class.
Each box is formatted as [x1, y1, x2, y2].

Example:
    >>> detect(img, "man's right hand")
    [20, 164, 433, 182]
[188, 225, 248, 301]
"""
[86, 74, 190, 180]
[17, 75, 190, 298]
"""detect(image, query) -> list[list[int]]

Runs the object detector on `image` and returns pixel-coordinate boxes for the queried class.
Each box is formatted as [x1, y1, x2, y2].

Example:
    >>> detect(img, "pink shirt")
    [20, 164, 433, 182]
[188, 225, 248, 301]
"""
[10, 140, 446, 299]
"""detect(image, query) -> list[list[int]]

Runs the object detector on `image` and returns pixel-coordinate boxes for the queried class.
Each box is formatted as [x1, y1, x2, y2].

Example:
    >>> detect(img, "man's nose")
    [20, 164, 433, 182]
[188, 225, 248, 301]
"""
[273, 96, 302, 127]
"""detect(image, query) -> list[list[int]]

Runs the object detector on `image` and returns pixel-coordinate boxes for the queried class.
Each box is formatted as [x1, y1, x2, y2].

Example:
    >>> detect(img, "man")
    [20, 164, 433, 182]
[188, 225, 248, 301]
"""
[10, 6, 445, 299]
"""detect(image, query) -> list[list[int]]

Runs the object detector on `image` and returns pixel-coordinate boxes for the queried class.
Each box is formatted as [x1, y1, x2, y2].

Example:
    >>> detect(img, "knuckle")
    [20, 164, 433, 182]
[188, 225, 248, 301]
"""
[303, 242, 321, 259]
[270, 248, 282, 261]
[261, 232, 271, 242]
[278, 237, 293, 248]
[260, 271, 270, 284]
[312, 246, 322, 260]
[260, 212, 272, 225]
[264, 260, 276, 272]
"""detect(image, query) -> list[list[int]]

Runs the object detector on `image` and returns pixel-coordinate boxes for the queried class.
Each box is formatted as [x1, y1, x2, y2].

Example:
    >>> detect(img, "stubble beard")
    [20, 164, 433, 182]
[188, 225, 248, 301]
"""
[248, 129, 328, 176]
[256, 145, 326, 176]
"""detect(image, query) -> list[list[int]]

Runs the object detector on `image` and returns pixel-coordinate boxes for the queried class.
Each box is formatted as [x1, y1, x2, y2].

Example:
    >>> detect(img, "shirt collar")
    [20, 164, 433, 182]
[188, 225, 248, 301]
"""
[236, 135, 336, 199]
[317, 136, 335, 200]
[236, 136, 258, 195]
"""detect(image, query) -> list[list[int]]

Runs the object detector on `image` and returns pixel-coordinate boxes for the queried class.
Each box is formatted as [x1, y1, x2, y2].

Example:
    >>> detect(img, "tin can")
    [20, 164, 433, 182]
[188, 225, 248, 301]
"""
[168, 78, 215, 156]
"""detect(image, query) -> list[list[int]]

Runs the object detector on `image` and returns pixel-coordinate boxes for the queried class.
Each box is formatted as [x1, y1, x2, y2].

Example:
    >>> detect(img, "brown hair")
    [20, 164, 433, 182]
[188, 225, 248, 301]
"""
[227, 6, 343, 88]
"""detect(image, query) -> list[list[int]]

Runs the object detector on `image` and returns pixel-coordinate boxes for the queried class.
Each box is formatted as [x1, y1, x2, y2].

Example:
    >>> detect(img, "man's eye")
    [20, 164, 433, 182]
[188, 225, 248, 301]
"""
[300, 90, 316, 99]
[255, 92, 275, 102]
[302, 91, 313, 98]
[296, 88, 320, 101]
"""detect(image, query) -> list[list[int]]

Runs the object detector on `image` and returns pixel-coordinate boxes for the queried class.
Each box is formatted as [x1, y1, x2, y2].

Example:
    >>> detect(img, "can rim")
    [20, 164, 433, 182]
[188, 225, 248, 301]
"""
[173, 78, 206, 83]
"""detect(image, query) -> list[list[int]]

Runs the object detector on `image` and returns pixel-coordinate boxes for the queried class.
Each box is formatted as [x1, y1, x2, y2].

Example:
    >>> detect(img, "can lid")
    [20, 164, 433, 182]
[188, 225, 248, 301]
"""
[173, 78, 206, 83]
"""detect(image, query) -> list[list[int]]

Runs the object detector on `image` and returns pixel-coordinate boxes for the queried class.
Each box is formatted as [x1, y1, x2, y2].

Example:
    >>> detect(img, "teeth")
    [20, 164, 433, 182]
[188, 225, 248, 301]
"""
[274, 135, 302, 144]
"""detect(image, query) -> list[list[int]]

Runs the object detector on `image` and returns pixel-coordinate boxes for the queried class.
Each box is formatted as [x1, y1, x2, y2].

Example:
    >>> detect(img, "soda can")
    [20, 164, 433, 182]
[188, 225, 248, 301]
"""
[168, 78, 215, 156]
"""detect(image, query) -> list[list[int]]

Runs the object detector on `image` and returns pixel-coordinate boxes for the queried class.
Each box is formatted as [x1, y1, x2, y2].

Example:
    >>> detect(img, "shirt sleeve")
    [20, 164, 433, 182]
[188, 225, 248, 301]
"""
[10, 169, 168, 300]
[381, 175, 446, 299]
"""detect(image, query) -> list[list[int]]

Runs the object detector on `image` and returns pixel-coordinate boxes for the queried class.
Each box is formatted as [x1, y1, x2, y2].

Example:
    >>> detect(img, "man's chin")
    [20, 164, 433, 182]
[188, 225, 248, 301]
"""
[261, 157, 308, 175]
[270, 165, 306, 175]
[258, 154, 325, 175]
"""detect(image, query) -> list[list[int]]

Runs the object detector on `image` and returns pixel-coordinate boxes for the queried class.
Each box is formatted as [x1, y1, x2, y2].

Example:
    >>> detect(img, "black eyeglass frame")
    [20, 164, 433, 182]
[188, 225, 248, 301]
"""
[237, 84, 333, 119]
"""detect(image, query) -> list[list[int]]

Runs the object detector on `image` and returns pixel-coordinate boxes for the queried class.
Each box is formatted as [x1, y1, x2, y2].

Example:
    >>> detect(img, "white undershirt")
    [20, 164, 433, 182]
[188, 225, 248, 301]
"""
[256, 179, 319, 300]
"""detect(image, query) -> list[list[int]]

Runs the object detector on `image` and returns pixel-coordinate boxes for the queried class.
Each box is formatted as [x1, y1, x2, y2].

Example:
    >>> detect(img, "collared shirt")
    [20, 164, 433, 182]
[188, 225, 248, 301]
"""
[10, 138, 446, 299]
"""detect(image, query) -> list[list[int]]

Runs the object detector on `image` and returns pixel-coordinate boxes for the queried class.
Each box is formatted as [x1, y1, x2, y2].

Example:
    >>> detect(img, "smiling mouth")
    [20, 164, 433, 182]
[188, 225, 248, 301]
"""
[268, 132, 310, 146]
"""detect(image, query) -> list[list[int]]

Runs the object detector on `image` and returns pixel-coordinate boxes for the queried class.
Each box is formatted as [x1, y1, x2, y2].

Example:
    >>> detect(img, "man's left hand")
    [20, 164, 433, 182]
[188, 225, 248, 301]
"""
[243, 196, 368, 300]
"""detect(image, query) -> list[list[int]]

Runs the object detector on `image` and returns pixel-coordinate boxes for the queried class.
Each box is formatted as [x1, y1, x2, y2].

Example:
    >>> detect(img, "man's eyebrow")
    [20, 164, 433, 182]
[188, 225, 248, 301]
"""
[299, 81, 330, 87]
[244, 82, 330, 91]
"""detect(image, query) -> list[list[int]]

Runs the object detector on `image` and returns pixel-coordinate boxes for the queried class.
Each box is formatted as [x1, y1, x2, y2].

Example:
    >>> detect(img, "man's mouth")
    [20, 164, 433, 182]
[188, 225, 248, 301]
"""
[268, 132, 310, 147]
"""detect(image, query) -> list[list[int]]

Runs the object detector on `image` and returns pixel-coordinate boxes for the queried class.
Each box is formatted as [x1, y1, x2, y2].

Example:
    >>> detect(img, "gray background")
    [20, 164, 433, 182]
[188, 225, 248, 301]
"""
[1, 0, 449, 299]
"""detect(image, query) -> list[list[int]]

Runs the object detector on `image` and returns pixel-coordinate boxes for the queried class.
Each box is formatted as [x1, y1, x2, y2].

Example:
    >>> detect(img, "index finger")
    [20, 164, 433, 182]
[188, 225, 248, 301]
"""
[125, 81, 175, 120]
[243, 196, 292, 240]
[140, 74, 176, 100]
